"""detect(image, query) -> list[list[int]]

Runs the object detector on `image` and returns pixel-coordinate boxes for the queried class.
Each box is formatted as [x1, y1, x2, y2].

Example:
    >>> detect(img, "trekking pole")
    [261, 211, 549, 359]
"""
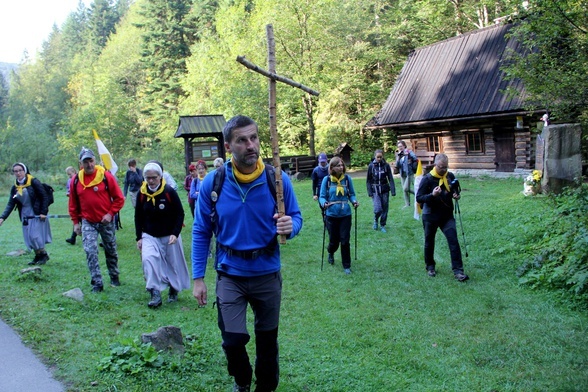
[321, 210, 326, 271]
[354, 204, 358, 260]
[27, 215, 70, 219]
[454, 200, 469, 257]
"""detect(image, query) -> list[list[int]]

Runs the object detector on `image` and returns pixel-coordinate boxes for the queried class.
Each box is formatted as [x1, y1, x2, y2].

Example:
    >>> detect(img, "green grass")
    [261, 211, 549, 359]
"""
[0, 176, 587, 391]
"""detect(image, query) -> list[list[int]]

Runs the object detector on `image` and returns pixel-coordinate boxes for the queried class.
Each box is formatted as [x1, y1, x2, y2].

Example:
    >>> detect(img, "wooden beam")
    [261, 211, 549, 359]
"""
[237, 56, 320, 97]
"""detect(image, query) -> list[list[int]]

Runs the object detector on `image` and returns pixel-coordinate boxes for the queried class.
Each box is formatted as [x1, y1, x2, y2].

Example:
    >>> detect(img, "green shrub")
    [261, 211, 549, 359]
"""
[518, 181, 588, 305]
[98, 339, 164, 375]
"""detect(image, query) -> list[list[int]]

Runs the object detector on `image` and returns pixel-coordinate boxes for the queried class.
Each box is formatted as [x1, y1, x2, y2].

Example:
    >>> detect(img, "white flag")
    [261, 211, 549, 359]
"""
[93, 130, 118, 176]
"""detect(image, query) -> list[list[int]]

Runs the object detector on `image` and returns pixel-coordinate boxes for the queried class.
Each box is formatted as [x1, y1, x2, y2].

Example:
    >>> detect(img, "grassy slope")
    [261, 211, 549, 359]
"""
[0, 176, 586, 391]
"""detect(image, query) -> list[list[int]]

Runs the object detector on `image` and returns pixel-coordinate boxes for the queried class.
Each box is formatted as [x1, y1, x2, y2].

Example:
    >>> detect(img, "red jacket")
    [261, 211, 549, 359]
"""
[69, 170, 124, 224]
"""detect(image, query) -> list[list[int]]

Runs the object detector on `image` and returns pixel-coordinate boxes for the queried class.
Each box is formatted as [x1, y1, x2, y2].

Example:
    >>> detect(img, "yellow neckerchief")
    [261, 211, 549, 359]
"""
[330, 174, 345, 196]
[78, 165, 106, 190]
[15, 174, 33, 196]
[232, 157, 264, 184]
[430, 167, 450, 192]
[198, 174, 205, 181]
[140, 179, 167, 205]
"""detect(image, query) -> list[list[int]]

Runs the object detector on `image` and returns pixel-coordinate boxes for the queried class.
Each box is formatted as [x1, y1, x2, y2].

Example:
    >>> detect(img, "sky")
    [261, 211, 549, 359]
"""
[0, 0, 92, 64]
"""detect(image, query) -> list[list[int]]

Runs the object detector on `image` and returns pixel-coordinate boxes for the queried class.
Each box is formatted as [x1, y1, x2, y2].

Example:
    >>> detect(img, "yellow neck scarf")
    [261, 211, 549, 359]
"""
[15, 174, 33, 195]
[430, 167, 450, 192]
[330, 174, 345, 196]
[232, 157, 264, 184]
[198, 175, 205, 181]
[140, 179, 167, 205]
[78, 165, 106, 190]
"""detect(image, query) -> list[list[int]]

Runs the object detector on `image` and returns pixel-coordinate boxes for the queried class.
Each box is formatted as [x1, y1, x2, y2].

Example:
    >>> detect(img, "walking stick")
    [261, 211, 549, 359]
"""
[321, 208, 326, 271]
[454, 200, 469, 257]
[354, 204, 358, 260]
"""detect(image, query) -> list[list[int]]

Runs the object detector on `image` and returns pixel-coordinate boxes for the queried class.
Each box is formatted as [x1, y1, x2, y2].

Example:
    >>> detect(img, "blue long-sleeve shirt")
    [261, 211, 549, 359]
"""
[319, 174, 357, 218]
[192, 163, 303, 279]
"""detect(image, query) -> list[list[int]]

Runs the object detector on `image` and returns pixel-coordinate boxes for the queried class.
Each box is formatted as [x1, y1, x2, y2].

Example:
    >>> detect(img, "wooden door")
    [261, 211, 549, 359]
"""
[494, 130, 516, 172]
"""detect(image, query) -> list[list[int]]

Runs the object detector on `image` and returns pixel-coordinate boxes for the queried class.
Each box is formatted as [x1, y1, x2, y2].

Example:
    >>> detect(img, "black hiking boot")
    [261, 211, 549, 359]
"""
[168, 287, 178, 303]
[148, 289, 162, 308]
[65, 231, 77, 245]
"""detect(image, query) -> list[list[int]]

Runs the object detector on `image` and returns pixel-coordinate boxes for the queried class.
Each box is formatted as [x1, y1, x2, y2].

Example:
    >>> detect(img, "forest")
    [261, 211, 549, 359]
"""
[0, 0, 586, 176]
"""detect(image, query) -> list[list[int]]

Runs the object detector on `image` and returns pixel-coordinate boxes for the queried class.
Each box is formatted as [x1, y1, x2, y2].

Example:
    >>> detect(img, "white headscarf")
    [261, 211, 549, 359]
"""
[143, 162, 163, 178]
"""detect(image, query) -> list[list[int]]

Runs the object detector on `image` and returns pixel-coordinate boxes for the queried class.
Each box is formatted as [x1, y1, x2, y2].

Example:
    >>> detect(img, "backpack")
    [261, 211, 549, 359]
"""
[210, 164, 277, 231]
[42, 183, 55, 206]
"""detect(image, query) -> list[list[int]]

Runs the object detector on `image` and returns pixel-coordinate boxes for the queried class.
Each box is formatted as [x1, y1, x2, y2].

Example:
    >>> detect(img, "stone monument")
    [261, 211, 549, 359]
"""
[540, 123, 582, 194]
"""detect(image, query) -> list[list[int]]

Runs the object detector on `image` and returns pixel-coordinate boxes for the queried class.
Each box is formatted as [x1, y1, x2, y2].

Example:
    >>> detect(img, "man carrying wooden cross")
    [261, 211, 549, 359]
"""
[192, 115, 303, 392]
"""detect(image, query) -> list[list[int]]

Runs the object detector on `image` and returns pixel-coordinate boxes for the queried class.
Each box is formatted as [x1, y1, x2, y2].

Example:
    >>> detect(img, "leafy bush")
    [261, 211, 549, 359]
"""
[518, 181, 588, 305]
[98, 339, 164, 375]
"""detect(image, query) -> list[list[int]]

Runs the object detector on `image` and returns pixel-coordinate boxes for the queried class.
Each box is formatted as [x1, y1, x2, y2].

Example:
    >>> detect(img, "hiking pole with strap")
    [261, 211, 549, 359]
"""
[454, 200, 469, 257]
[26, 215, 70, 219]
[354, 204, 358, 260]
[321, 207, 326, 271]
[23, 215, 70, 226]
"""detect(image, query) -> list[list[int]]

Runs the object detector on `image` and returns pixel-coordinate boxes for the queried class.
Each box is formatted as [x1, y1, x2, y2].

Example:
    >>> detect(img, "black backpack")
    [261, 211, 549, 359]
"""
[210, 164, 277, 231]
[42, 183, 55, 206]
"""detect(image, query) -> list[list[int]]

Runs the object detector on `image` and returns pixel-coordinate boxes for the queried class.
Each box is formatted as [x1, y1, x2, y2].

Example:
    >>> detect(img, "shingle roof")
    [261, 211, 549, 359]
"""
[368, 22, 527, 128]
[174, 115, 226, 138]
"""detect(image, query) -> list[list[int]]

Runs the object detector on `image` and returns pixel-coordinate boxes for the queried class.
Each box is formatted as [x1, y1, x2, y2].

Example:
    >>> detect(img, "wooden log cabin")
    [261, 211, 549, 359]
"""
[366, 21, 544, 172]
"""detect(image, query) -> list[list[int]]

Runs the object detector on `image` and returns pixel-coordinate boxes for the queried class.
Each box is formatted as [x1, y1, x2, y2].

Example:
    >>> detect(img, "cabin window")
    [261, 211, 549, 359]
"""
[465, 131, 484, 153]
[426, 136, 442, 152]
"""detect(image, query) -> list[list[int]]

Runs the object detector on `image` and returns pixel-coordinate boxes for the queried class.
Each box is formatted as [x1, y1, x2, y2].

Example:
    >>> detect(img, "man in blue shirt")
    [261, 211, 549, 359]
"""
[192, 115, 303, 392]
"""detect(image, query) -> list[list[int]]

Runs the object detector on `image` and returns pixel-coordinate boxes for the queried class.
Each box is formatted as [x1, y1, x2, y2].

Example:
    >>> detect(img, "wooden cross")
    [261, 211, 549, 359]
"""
[237, 24, 320, 244]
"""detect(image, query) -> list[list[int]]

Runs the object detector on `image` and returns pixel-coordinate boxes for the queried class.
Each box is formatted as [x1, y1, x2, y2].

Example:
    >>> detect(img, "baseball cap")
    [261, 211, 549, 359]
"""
[318, 153, 328, 163]
[189, 164, 196, 171]
[79, 147, 95, 161]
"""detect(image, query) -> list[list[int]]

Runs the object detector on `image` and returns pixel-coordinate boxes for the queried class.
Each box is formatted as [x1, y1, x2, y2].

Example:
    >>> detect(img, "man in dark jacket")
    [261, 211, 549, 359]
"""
[311, 152, 329, 202]
[416, 153, 469, 281]
[366, 149, 395, 232]
[123, 159, 143, 208]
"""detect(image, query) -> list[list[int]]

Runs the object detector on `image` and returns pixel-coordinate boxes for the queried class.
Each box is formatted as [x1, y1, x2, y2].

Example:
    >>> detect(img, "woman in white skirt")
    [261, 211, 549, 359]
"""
[0, 163, 52, 265]
[135, 162, 190, 308]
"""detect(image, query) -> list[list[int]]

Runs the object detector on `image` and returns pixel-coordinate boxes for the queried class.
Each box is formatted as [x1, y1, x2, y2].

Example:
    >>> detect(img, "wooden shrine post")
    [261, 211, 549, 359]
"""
[237, 24, 319, 244]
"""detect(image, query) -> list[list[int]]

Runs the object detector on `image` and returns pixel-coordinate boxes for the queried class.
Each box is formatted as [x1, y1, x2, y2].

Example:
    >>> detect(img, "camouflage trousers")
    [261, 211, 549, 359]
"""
[82, 219, 119, 287]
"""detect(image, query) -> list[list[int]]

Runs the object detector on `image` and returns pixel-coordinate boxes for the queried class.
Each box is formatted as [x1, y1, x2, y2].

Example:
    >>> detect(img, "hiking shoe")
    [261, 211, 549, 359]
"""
[148, 289, 162, 308]
[92, 285, 104, 293]
[454, 272, 469, 282]
[380, 226, 387, 233]
[427, 269, 436, 277]
[28, 254, 40, 265]
[372, 222, 378, 230]
[233, 383, 250, 392]
[110, 276, 120, 287]
[328, 253, 334, 265]
[344, 268, 351, 275]
[65, 237, 76, 245]
[37, 253, 49, 265]
[168, 287, 178, 303]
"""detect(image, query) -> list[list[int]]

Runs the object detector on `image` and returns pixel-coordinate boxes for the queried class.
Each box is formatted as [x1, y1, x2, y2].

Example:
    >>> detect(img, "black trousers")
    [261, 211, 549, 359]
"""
[422, 214, 464, 273]
[326, 215, 352, 269]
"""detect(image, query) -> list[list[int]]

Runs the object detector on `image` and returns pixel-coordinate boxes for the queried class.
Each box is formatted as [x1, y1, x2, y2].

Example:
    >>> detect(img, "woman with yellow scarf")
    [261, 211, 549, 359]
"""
[0, 163, 52, 265]
[135, 162, 190, 308]
[319, 157, 359, 274]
